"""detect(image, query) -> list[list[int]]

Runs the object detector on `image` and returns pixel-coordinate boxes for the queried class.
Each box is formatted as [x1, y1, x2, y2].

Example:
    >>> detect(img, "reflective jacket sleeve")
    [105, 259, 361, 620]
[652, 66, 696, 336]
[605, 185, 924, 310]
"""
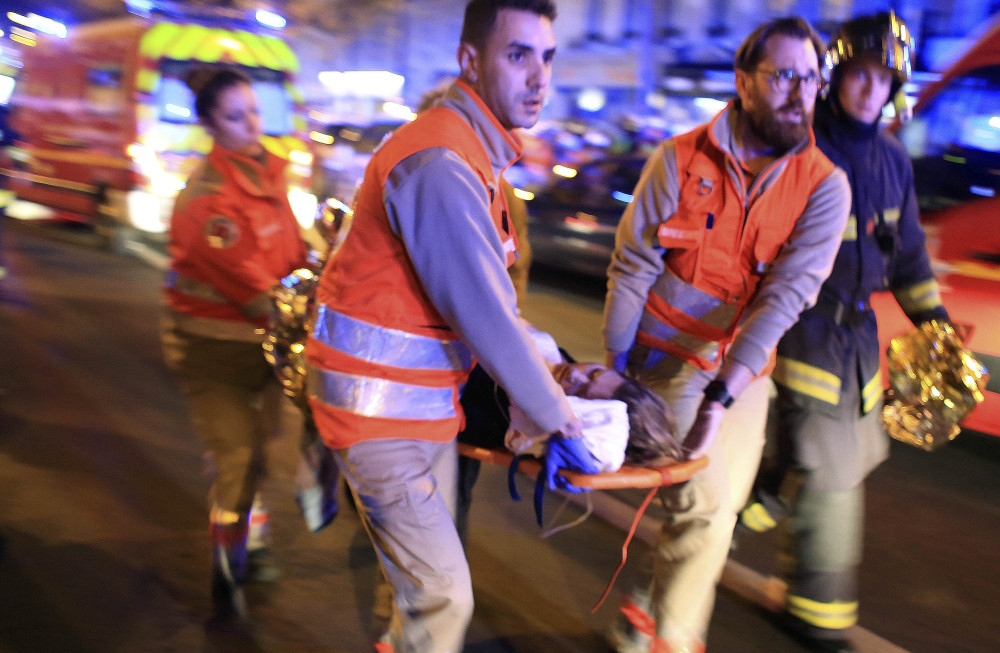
[885, 139, 950, 324]
[727, 166, 851, 375]
[603, 140, 679, 354]
[384, 148, 575, 436]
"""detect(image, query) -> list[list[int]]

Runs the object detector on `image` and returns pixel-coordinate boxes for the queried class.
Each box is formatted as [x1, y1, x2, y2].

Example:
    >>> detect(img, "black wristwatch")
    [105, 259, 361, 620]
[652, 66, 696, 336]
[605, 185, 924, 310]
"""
[703, 380, 735, 408]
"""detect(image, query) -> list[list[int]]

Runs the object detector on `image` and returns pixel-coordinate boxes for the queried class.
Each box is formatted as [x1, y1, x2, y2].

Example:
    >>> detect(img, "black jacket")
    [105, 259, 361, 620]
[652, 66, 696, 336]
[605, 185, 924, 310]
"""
[773, 98, 948, 413]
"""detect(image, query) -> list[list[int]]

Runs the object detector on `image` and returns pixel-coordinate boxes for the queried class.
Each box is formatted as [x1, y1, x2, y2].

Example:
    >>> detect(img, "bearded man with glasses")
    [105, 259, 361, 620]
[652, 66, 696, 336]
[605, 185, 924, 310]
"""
[603, 16, 851, 652]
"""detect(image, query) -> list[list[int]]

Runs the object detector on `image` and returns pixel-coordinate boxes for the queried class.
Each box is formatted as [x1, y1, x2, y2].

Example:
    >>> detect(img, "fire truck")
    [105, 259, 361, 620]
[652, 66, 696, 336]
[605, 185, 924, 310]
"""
[874, 16, 1000, 437]
[0, 2, 315, 250]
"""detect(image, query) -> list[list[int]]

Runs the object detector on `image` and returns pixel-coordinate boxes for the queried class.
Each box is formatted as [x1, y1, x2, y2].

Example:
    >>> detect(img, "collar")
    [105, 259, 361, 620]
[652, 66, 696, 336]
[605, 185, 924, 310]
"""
[815, 98, 880, 144]
[440, 79, 523, 173]
[208, 144, 285, 199]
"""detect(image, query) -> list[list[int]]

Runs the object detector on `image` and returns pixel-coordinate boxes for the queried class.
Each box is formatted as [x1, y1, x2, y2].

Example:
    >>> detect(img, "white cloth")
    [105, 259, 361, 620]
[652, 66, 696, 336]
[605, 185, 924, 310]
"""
[505, 395, 630, 473]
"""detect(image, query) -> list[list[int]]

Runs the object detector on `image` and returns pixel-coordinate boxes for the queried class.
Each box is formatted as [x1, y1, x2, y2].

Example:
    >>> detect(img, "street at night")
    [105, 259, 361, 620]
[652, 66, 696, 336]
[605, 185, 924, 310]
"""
[1, 222, 998, 652]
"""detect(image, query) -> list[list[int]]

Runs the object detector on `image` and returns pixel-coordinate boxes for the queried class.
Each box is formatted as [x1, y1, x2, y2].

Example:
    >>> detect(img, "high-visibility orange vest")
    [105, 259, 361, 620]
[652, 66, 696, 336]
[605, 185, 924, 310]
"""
[307, 101, 519, 448]
[637, 113, 835, 371]
[166, 145, 307, 339]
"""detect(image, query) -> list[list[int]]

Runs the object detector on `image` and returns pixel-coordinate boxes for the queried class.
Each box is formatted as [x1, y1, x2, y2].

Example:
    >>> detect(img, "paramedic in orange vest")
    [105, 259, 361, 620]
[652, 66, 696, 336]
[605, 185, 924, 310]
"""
[161, 69, 309, 623]
[603, 18, 851, 652]
[305, 2, 584, 651]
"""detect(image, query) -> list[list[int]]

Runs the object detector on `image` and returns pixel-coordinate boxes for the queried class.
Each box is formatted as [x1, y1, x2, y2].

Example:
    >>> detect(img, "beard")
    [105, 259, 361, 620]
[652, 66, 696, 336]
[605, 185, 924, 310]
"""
[745, 100, 813, 153]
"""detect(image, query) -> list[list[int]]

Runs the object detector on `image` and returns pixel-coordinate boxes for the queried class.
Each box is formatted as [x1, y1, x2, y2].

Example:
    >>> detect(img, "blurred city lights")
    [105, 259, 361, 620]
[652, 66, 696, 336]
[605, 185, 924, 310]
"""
[125, 0, 154, 15]
[512, 188, 534, 201]
[10, 34, 36, 47]
[577, 87, 606, 112]
[693, 97, 728, 113]
[553, 165, 577, 178]
[612, 191, 634, 204]
[217, 36, 243, 51]
[255, 9, 286, 30]
[0, 75, 14, 104]
[382, 101, 416, 121]
[7, 12, 66, 38]
[164, 103, 191, 118]
[288, 150, 313, 166]
[318, 71, 404, 99]
[309, 130, 335, 145]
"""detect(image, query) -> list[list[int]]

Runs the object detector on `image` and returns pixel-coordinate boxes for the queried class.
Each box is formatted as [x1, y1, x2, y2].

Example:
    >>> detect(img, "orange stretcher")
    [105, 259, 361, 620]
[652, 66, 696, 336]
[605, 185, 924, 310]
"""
[457, 442, 708, 490]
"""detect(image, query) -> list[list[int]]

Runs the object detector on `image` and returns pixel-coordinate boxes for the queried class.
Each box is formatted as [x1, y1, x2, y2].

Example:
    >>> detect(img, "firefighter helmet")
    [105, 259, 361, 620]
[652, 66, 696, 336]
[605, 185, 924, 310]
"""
[823, 10, 915, 97]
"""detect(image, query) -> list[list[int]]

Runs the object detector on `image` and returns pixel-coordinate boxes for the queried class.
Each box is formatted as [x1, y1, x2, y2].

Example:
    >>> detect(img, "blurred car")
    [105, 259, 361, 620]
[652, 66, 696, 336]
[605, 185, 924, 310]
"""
[310, 121, 404, 204]
[523, 154, 645, 277]
[873, 17, 1000, 437]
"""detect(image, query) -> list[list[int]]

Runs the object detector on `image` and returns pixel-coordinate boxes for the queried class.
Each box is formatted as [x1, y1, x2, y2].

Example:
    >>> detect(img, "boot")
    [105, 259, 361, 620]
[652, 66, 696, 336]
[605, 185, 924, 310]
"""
[247, 495, 280, 583]
[210, 514, 250, 622]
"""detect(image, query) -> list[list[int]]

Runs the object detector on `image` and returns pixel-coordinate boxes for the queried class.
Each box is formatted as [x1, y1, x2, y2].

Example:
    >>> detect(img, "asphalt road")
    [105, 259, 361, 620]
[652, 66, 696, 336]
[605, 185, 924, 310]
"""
[1, 222, 998, 652]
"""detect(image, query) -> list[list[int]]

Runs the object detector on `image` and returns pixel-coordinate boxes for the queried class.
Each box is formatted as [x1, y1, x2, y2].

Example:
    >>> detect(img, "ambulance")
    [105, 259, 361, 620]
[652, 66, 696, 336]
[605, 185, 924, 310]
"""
[1, 3, 316, 248]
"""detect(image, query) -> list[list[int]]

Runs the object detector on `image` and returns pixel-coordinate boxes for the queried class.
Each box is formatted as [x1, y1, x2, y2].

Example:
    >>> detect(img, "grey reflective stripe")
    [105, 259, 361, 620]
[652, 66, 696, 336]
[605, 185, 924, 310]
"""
[638, 310, 722, 361]
[165, 270, 229, 304]
[648, 268, 740, 330]
[313, 304, 473, 371]
[307, 366, 456, 420]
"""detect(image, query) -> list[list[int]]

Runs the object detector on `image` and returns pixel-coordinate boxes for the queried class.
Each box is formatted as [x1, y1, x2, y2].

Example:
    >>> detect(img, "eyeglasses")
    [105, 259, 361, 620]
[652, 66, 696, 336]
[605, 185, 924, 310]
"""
[755, 67, 824, 93]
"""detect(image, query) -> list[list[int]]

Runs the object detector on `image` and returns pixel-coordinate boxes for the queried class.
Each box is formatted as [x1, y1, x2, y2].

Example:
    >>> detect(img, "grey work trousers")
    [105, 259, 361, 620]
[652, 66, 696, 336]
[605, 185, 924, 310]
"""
[335, 438, 470, 653]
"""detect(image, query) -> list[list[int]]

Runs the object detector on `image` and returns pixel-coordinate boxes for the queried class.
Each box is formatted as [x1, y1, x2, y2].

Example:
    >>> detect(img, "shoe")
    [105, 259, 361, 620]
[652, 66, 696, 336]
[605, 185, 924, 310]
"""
[210, 520, 250, 622]
[246, 548, 280, 584]
[776, 612, 857, 653]
[211, 567, 250, 623]
[296, 485, 339, 533]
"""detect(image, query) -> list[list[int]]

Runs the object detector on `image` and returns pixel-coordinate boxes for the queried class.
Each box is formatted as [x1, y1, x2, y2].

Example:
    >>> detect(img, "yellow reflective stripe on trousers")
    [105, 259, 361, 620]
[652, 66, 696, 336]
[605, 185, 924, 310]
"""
[787, 594, 858, 629]
[773, 357, 842, 405]
[307, 367, 455, 420]
[739, 502, 777, 532]
[862, 371, 883, 414]
[313, 305, 473, 372]
[893, 278, 943, 314]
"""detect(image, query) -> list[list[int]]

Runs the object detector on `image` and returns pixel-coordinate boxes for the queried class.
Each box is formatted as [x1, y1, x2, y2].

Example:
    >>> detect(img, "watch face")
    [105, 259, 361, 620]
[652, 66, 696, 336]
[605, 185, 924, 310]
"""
[705, 380, 734, 407]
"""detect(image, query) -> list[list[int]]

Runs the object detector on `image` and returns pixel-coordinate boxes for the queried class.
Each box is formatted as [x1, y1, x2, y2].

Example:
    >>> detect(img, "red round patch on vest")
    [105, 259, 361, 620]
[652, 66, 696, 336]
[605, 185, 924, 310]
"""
[204, 216, 240, 249]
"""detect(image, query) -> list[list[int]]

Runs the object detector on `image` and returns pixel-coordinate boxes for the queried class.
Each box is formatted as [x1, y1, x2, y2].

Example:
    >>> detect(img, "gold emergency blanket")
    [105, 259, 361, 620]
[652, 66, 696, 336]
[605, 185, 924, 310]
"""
[263, 199, 352, 409]
[882, 320, 989, 451]
[263, 267, 318, 410]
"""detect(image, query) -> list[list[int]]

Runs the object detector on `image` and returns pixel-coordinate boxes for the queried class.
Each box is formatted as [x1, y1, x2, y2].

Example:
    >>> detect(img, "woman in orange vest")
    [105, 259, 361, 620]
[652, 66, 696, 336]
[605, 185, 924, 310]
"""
[161, 68, 309, 623]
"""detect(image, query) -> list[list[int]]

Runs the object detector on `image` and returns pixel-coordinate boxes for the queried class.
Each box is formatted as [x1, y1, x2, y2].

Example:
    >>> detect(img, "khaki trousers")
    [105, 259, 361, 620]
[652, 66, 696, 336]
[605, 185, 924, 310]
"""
[618, 355, 771, 648]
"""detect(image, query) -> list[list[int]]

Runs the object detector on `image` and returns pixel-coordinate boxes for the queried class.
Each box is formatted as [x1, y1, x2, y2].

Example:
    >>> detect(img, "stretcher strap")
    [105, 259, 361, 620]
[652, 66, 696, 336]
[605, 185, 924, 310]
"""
[591, 486, 659, 613]
[507, 455, 525, 502]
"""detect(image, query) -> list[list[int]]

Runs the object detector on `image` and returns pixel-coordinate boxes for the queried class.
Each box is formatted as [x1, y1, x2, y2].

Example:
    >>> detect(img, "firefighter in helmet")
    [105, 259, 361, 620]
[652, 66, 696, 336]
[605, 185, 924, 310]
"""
[741, 12, 950, 652]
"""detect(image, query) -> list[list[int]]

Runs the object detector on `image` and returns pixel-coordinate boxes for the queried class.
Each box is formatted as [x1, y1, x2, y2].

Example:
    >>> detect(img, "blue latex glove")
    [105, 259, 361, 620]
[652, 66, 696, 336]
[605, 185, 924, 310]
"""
[608, 350, 629, 374]
[544, 436, 601, 493]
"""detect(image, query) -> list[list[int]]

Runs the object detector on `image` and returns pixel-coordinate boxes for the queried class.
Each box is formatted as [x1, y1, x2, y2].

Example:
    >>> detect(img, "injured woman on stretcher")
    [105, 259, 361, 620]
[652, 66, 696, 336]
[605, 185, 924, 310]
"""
[455, 325, 683, 534]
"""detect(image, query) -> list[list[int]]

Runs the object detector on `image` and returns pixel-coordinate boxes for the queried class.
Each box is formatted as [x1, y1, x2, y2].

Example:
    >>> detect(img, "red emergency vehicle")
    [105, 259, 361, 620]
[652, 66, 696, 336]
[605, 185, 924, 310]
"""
[874, 16, 1000, 436]
[0, 4, 315, 248]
